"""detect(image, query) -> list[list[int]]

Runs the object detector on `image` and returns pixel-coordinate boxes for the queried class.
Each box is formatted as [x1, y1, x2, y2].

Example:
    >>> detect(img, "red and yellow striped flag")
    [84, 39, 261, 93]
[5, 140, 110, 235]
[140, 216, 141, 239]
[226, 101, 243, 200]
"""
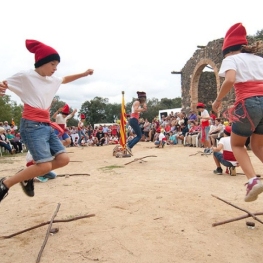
[119, 91, 127, 149]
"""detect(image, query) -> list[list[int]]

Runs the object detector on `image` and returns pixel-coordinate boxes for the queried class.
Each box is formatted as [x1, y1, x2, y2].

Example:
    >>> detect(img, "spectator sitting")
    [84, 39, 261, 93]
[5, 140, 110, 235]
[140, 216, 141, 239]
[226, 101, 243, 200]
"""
[185, 121, 200, 147]
[154, 128, 166, 148]
[96, 127, 105, 146]
[3, 121, 11, 131]
[208, 118, 224, 147]
[188, 110, 197, 121]
[164, 122, 171, 135]
[167, 131, 177, 145]
[73, 137, 79, 147]
[0, 127, 15, 154]
[5, 129, 23, 153]
[127, 132, 135, 141]
[143, 118, 151, 141]
[176, 123, 189, 144]
[109, 135, 119, 145]
[211, 126, 238, 176]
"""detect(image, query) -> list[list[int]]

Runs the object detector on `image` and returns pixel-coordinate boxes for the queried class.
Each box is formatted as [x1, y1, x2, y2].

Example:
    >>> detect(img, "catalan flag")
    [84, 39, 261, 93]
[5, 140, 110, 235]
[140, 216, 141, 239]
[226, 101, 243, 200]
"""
[119, 91, 127, 150]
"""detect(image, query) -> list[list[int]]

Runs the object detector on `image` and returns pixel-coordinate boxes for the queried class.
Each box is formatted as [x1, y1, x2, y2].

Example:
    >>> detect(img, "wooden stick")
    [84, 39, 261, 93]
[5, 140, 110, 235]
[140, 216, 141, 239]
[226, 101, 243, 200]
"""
[56, 173, 90, 177]
[0, 214, 95, 239]
[212, 194, 263, 224]
[36, 203, 61, 263]
[124, 155, 157, 165]
[212, 212, 263, 227]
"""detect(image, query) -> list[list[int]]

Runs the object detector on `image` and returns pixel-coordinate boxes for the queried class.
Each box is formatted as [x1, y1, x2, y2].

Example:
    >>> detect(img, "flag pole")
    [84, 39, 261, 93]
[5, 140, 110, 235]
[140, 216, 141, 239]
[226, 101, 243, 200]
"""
[119, 91, 127, 154]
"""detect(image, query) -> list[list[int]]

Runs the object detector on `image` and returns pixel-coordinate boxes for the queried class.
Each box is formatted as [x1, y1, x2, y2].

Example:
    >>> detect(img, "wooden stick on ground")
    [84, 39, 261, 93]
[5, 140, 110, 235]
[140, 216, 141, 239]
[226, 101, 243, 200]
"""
[36, 203, 61, 263]
[212, 212, 263, 227]
[56, 173, 90, 177]
[212, 194, 263, 226]
[0, 214, 96, 239]
[124, 155, 157, 165]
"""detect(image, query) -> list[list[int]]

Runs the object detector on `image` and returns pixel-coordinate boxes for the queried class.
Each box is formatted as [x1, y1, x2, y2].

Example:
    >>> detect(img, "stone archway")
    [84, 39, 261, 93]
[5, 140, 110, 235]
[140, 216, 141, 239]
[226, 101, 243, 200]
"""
[180, 38, 224, 111]
[190, 58, 221, 110]
[177, 36, 261, 113]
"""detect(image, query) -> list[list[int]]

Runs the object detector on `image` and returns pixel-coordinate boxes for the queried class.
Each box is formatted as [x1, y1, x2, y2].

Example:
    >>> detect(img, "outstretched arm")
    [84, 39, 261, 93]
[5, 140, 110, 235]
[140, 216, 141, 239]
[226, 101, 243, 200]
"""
[0, 81, 8, 96]
[62, 69, 94, 84]
[67, 109, 78, 120]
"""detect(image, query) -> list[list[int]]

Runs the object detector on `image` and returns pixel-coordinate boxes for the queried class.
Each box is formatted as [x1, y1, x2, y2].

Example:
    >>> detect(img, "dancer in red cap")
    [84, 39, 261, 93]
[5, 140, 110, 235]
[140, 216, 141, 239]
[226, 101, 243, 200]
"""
[196, 102, 212, 153]
[212, 23, 263, 202]
[52, 104, 77, 146]
[126, 91, 147, 155]
[0, 39, 94, 202]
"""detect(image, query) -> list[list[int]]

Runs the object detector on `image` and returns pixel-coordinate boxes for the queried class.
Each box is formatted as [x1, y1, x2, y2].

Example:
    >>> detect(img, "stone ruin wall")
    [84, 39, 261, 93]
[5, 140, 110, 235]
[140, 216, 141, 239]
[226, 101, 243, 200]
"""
[179, 36, 261, 114]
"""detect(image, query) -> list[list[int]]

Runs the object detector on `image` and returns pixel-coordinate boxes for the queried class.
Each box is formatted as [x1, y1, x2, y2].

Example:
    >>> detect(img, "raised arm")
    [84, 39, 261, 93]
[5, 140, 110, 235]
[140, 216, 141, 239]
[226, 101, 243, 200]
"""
[67, 109, 78, 120]
[0, 81, 8, 96]
[62, 69, 94, 84]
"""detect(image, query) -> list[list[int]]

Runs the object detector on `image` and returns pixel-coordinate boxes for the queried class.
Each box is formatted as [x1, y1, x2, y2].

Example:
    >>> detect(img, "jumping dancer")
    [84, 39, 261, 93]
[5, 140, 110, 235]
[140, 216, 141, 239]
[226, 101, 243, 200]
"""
[126, 91, 147, 155]
[0, 39, 94, 202]
[212, 23, 263, 202]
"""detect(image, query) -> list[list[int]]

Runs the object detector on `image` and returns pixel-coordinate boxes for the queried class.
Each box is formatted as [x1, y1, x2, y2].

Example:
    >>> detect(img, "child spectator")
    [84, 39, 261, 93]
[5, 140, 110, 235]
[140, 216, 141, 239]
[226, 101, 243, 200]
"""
[167, 131, 177, 145]
[212, 126, 238, 176]
[154, 128, 166, 148]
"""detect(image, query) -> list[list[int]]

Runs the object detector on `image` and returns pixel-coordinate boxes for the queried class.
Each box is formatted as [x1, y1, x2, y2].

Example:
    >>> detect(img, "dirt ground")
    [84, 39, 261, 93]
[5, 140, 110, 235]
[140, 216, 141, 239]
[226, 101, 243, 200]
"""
[0, 143, 263, 263]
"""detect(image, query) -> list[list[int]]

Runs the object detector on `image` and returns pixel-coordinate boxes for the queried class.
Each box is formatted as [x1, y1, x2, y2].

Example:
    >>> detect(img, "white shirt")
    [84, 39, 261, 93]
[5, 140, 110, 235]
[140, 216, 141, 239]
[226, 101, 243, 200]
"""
[159, 132, 165, 141]
[56, 113, 73, 126]
[7, 69, 62, 109]
[218, 136, 238, 166]
[219, 53, 263, 83]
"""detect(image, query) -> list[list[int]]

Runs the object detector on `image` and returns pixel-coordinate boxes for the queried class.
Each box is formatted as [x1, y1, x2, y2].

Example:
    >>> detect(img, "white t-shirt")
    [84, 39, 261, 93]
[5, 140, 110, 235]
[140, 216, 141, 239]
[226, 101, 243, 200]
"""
[7, 69, 63, 109]
[159, 132, 165, 141]
[201, 109, 209, 118]
[219, 53, 263, 83]
[218, 136, 238, 166]
[56, 113, 73, 125]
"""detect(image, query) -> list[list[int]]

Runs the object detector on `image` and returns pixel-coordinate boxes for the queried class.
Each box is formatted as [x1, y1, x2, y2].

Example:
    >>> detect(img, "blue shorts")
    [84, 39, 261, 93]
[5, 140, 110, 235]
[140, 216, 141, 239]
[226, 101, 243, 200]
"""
[54, 129, 70, 140]
[201, 126, 210, 141]
[213, 152, 234, 167]
[20, 119, 66, 163]
[232, 96, 263, 137]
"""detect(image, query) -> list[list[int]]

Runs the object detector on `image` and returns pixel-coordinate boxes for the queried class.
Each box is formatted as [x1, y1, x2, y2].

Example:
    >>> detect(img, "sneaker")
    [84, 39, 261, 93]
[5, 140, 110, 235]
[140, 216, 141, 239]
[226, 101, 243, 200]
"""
[34, 176, 48, 183]
[0, 178, 9, 202]
[229, 167, 236, 176]
[126, 144, 133, 156]
[207, 148, 213, 154]
[20, 179, 35, 197]
[213, 167, 223, 175]
[204, 148, 208, 153]
[245, 178, 263, 202]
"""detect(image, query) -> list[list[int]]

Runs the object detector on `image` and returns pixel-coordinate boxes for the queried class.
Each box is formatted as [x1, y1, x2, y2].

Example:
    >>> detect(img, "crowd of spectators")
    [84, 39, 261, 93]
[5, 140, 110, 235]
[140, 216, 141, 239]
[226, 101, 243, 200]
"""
[0, 108, 231, 153]
[0, 121, 23, 154]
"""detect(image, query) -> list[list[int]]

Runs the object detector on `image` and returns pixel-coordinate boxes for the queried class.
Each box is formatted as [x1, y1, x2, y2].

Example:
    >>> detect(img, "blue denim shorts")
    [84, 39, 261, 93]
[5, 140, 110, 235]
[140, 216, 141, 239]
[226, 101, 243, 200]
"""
[20, 119, 66, 163]
[54, 129, 70, 140]
[201, 126, 210, 141]
[232, 96, 263, 137]
[213, 152, 234, 167]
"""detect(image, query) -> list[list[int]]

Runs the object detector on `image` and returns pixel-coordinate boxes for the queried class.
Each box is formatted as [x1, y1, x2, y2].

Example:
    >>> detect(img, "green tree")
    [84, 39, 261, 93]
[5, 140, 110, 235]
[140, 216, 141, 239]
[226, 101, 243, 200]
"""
[79, 97, 109, 125]
[0, 95, 16, 124]
[106, 103, 121, 123]
[254, 29, 263, 41]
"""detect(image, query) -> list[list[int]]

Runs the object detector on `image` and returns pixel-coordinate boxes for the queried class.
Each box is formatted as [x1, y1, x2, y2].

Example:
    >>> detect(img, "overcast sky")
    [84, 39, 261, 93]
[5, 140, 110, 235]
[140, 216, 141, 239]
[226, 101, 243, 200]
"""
[1, 0, 262, 111]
